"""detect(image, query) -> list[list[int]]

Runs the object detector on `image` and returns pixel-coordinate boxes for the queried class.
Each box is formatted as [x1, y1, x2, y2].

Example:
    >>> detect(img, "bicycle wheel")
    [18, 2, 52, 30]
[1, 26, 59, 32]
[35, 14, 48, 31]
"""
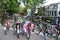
[55, 36, 58, 40]
[34, 26, 41, 35]
[55, 32, 58, 40]
[17, 33, 19, 38]
[4, 27, 7, 35]
[26, 32, 30, 40]
[4, 30, 7, 35]
[26, 27, 31, 40]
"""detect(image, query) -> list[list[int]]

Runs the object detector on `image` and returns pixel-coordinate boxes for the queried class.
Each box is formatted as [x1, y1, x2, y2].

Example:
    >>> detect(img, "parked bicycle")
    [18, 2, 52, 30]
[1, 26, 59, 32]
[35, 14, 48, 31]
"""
[13, 22, 20, 38]
[34, 23, 42, 35]
[54, 25, 60, 40]
[23, 21, 34, 40]
[4, 19, 10, 35]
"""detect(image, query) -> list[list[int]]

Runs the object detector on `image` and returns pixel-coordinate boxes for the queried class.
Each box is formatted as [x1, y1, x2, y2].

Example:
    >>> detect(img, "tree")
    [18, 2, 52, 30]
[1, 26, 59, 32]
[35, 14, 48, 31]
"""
[38, 6, 45, 16]
[18, 0, 45, 13]
[1, 0, 45, 15]
[25, 0, 45, 9]
[1, 0, 20, 13]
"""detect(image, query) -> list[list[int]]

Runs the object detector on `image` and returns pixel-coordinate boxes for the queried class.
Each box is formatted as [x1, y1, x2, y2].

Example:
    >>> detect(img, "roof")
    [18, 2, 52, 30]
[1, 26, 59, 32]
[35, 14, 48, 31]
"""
[45, 2, 60, 7]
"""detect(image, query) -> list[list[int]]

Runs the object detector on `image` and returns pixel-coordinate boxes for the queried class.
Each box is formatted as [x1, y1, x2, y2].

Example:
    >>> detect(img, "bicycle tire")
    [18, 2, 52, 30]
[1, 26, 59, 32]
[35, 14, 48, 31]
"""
[26, 26, 31, 40]
[17, 33, 19, 38]
[35, 26, 41, 35]
[26, 32, 30, 39]
[4, 30, 7, 35]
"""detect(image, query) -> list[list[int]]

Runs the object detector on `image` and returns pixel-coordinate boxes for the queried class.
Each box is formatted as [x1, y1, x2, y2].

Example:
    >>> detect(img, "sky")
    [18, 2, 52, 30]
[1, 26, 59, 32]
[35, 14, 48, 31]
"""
[45, 0, 60, 5]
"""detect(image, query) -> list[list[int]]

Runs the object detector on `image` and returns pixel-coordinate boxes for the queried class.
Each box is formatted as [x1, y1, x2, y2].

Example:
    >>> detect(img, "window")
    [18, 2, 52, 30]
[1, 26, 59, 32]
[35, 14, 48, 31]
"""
[49, 6, 53, 9]
[53, 4, 57, 9]
[58, 18, 60, 26]
[48, 11, 49, 16]
[59, 11, 60, 16]
[50, 11, 51, 16]
[52, 11, 53, 16]
[55, 11, 57, 16]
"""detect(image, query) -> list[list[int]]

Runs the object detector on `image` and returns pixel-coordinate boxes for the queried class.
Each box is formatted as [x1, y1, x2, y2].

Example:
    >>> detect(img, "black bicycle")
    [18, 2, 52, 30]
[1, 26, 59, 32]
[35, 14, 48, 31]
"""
[13, 22, 20, 38]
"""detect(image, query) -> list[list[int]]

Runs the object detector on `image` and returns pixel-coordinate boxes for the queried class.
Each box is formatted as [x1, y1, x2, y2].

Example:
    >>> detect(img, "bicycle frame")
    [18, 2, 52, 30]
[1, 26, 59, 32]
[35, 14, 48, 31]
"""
[14, 23, 20, 38]
[24, 26, 29, 33]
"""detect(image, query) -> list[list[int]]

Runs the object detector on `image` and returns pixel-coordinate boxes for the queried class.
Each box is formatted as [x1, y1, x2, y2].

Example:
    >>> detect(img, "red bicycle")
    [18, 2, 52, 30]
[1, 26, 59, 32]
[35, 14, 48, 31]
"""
[4, 19, 10, 35]
[23, 22, 34, 40]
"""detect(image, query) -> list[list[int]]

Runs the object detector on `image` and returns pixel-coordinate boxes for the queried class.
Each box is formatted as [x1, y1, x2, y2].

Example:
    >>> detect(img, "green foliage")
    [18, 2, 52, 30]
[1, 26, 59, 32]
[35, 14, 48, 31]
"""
[25, 0, 45, 9]
[18, 0, 45, 16]
[36, 5, 54, 23]
[1, 0, 45, 15]
[38, 7, 45, 16]
[1, 0, 20, 13]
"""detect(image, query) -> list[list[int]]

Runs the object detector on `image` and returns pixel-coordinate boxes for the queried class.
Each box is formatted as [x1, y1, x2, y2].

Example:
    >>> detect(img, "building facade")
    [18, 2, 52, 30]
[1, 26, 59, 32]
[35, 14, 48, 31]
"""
[45, 3, 60, 26]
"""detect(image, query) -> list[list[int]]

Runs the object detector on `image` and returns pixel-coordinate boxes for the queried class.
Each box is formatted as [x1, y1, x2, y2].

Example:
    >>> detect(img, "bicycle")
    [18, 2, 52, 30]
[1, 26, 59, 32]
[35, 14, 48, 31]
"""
[13, 22, 20, 38]
[34, 24, 42, 35]
[4, 20, 10, 35]
[23, 22, 34, 40]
